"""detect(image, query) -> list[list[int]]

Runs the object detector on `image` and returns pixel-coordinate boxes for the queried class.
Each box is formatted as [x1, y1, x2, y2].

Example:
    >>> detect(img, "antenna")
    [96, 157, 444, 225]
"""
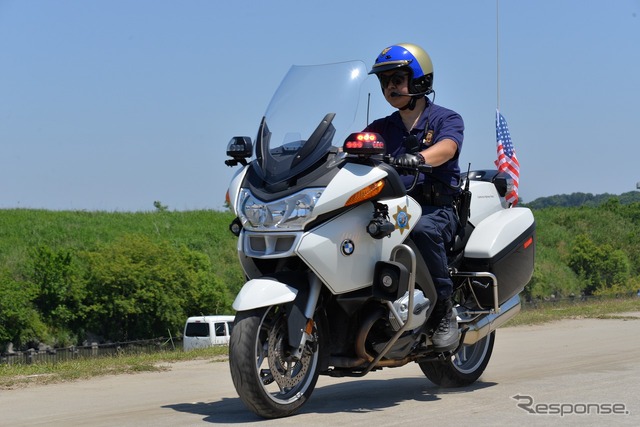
[366, 92, 371, 126]
[465, 162, 471, 191]
[457, 163, 472, 228]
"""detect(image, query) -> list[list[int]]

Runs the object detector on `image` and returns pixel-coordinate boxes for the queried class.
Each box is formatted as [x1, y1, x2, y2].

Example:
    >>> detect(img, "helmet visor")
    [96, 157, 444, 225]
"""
[368, 59, 412, 75]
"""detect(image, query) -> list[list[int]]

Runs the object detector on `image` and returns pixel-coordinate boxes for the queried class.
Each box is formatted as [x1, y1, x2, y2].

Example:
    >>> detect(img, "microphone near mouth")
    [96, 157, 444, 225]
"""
[391, 91, 429, 97]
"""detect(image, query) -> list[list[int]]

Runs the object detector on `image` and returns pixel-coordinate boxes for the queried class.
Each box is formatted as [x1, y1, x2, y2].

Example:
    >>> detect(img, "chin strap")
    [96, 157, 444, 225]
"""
[399, 96, 419, 111]
[400, 90, 436, 112]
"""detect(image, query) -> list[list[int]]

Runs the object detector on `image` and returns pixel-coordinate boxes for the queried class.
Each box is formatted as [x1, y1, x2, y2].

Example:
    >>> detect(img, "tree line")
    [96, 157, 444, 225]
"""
[525, 190, 640, 209]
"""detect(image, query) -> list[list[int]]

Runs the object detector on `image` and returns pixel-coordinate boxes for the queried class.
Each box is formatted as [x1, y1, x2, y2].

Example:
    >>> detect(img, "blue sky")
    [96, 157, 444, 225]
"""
[1, 0, 639, 211]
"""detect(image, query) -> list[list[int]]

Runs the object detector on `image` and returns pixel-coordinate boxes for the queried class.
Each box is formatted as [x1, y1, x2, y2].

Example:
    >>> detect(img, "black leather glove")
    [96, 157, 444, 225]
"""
[394, 153, 425, 168]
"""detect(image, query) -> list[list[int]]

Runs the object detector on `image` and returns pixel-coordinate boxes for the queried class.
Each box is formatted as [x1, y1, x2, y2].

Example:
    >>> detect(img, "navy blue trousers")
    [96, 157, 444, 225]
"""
[410, 205, 458, 300]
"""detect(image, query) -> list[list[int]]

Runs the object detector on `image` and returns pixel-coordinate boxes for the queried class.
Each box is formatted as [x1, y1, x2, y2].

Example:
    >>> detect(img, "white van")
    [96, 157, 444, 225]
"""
[183, 315, 235, 351]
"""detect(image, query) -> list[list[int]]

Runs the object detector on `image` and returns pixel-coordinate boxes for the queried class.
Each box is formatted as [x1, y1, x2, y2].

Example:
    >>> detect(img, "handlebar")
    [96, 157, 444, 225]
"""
[384, 156, 432, 193]
[417, 164, 433, 174]
[385, 155, 433, 174]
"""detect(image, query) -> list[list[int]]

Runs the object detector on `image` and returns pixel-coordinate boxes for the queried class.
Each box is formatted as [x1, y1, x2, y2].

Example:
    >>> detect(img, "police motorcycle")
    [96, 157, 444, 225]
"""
[224, 60, 535, 419]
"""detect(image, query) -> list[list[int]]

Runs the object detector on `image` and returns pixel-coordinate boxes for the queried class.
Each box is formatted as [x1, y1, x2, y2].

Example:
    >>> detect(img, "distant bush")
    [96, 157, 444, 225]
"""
[0, 269, 47, 347]
[528, 198, 640, 298]
[569, 234, 631, 294]
[81, 234, 232, 341]
[30, 245, 85, 328]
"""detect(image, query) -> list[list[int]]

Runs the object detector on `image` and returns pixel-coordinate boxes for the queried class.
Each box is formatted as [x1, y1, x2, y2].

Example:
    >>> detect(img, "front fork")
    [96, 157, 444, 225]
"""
[289, 274, 323, 360]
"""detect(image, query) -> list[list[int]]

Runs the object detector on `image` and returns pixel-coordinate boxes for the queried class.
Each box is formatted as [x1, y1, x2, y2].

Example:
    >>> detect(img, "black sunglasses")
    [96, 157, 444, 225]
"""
[378, 71, 409, 88]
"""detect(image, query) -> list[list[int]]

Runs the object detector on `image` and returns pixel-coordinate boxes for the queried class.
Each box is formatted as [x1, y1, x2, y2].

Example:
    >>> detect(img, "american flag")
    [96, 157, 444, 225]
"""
[495, 109, 519, 205]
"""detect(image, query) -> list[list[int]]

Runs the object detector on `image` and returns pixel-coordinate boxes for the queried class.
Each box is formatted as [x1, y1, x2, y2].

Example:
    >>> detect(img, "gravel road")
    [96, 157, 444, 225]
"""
[1, 315, 639, 426]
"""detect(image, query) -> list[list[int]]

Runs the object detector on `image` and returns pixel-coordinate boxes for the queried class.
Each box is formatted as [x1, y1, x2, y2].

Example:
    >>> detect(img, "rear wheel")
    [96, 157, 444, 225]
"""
[229, 305, 320, 419]
[419, 331, 495, 387]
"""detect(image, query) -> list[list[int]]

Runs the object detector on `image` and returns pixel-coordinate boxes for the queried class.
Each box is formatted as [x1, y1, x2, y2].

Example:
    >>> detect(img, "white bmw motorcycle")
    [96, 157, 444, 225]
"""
[224, 61, 535, 419]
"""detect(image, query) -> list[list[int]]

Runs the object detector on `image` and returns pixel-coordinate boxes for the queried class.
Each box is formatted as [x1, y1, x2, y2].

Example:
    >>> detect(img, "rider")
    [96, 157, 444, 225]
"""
[364, 43, 464, 351]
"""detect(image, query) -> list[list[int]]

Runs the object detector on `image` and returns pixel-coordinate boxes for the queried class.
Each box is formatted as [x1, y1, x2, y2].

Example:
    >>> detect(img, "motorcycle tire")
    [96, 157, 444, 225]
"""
[419, 331, 495, 387]
[229, 304, 321, 419]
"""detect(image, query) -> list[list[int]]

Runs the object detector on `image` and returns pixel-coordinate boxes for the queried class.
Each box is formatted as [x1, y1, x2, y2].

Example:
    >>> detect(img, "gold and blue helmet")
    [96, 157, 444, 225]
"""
[369, 43, 434, 95]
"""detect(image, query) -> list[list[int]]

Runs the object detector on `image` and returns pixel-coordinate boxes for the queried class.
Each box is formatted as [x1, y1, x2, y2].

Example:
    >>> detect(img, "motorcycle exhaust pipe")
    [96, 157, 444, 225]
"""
[462, 294, 521, 345]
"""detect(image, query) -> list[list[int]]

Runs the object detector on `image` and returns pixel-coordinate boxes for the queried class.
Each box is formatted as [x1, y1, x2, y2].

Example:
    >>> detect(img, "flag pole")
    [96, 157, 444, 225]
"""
[496, 0, 500, 112]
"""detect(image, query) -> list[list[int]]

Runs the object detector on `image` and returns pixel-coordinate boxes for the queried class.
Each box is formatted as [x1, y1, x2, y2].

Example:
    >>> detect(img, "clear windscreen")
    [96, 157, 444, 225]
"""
[256, 61, 375, 184]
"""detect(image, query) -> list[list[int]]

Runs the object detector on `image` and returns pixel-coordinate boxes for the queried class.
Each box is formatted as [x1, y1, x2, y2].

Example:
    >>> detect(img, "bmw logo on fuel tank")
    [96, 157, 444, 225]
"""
[340, 239, 355, 256]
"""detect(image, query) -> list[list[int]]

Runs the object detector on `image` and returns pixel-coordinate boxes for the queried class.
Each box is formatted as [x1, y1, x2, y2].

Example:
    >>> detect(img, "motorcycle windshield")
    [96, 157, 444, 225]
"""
[255, 61, 369, 184]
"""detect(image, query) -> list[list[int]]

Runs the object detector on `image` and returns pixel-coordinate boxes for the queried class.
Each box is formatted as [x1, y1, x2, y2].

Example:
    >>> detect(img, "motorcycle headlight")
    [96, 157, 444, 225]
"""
[238, 188, 324, 231]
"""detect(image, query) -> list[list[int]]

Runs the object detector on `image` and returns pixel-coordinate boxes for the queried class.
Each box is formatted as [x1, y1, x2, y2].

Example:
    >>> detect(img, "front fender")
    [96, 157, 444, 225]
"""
[232, 278, 298, 311]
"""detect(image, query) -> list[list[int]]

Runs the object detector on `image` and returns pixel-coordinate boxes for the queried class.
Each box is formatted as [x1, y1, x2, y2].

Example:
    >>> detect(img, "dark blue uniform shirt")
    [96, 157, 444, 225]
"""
[364, 97, 464, 196]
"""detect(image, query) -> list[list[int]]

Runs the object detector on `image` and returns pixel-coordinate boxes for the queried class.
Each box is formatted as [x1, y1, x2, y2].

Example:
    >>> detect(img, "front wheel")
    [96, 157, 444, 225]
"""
[419, 331, 495, 387]
[229, 305, 320, 419]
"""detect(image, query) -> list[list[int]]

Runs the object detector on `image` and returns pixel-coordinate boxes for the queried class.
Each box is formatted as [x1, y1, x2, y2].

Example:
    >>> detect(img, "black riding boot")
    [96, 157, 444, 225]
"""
[431, 298, 460, 352]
